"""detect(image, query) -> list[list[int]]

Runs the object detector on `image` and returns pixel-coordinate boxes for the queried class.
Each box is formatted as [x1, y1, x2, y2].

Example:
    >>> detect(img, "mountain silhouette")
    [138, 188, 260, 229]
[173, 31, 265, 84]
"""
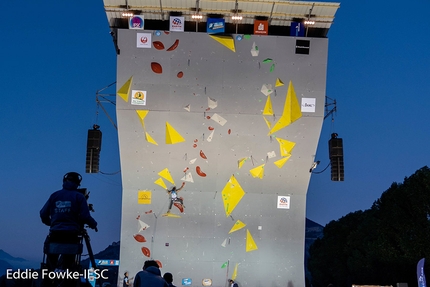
[0, 250, 39, 277]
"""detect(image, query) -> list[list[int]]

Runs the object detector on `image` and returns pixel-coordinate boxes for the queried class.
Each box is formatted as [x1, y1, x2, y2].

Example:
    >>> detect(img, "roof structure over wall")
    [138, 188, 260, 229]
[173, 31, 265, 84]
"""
[103, 0, 340, 38]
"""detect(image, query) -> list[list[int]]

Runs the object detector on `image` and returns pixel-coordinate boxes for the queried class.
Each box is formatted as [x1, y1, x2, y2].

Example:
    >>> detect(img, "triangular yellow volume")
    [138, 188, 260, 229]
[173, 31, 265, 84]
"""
[136, 110, 149, 128]
[276, 138, 296, 156]
[229, 220, 247, 234]
[268, 115, 289, 135]
[275, 78, 284, 87]
[262, 95, 273, 116]
[263, 116, 272, 129]
[158, 168, 175, 185]
[285, 81, 302, 123]
[166, 122, 185, 144]
[209, 35, 236, 52]
[117, 76, 133, 102]
[154, 178, 167, 189]
[222, 175, 245, 217]
[246, 229, 258, 252]
[145, 132, 158, 145]
[238, 157, 247, 169]
[274, 155, 291, 168]
[232, 263, 238, 280]
[249, 164, 265, 179]
[268, 81, 302, 135]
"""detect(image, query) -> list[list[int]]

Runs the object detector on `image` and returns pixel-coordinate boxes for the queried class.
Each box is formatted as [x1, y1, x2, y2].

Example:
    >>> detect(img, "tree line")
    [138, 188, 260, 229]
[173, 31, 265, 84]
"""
[308, 166, 430, 287]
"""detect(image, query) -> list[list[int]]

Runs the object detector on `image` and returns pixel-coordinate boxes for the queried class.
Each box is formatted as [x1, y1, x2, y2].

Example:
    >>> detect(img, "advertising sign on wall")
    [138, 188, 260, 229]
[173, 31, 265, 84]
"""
[207, 18, 225, 34]
[131, 90, 147, 105]
[301, 98, 316, 112]
[277, 196, 291, 209]
[254, 20, 268, 35]
[290, 22, 305, 37]
[129, 15, 144, 30]
[136, 33, 152, 48]
[170, 16, 185, 32]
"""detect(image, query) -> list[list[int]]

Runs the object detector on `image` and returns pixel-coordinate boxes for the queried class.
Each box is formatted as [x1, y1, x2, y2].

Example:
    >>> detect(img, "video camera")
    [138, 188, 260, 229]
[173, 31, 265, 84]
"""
[77, 188, 95, 212]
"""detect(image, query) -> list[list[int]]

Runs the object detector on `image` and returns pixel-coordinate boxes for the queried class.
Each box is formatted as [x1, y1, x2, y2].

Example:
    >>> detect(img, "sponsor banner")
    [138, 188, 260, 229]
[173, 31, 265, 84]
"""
[138, 190, 151, 204]
[417, 258, 427, 287]
[136, 33, 151, 48]
[290, 22, 305, 37]
[129, 15, 144, 30]
[131, 90, 147, 105]
[301, 98, 316, 112]
[95, 259, 120, 266]
[182, 278, 192, 286]
[207, 18, 225, 34]
[254, 20, 268, 35]
[277, 196, 290, 209]
[170, 16, 185, 32]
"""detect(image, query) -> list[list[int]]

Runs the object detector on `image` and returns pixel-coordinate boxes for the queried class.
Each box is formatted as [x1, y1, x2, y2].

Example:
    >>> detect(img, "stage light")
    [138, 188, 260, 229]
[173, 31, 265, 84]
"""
[232, 15, 242, 20]
[309, 161, 320, 173]
[122, 12, 134, 17]
[192, 14, 203, 19]
[304, 20, 315, 25]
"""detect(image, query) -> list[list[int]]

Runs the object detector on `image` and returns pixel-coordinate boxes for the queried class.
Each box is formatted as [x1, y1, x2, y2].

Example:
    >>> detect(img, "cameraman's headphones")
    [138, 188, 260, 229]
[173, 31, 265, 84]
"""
[63, 172, 82, 186]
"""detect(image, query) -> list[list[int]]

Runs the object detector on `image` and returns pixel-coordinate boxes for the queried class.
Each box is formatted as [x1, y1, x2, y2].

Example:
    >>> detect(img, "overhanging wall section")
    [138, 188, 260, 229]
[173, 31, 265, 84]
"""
[116, 29, 328, 287]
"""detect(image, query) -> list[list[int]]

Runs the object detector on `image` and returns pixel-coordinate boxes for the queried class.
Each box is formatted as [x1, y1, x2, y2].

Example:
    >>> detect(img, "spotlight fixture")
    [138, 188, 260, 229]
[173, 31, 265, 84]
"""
[232, 15, 243, 20]
[304, 20, 315, 25]
[122, 12, 134, 17]
[309, 160, 320, 173]
[192, 14, 203, 19]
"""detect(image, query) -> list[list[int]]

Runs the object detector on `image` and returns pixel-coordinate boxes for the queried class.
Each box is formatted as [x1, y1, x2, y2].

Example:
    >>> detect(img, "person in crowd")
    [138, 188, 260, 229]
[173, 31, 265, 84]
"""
[163, 272, 176, 287]
[134, 260, 168, 287]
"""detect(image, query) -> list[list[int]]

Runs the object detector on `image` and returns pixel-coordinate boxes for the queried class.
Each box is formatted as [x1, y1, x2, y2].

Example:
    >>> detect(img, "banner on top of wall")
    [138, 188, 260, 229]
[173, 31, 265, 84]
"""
[207, 18, 225, 34]
[254, 20, 268, 35]
[129, 15, 144, 30]
[169, 16, 185, 32]
[290, 22, 305, 37]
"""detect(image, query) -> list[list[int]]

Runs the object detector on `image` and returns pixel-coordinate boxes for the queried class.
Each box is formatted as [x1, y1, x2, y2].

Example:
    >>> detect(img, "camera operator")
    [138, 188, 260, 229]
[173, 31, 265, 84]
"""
[40, 172, 97, 270]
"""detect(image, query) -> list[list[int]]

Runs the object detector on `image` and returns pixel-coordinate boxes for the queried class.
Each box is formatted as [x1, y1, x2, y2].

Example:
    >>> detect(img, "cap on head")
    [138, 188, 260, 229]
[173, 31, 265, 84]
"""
[63, 172, 82, 186]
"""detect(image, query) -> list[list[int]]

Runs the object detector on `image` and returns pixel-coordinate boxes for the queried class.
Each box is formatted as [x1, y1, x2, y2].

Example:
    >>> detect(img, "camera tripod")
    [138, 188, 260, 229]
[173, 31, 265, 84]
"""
[41, 228, 98, 287]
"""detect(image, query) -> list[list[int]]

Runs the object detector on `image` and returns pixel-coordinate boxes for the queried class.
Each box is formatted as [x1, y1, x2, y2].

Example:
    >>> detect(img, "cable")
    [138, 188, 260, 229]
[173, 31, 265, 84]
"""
[311, 162, 330, 174]
[99, 170, 121, 175]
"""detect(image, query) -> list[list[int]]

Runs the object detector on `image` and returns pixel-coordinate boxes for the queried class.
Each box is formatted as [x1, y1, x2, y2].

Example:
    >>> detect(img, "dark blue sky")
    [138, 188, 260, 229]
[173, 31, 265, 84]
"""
[1, 0, 430, 262]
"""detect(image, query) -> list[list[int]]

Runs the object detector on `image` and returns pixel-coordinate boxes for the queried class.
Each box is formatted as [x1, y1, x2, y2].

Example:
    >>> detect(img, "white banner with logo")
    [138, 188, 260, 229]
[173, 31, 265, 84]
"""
[301, 98, 316, 113]
[136, 33, 152, 48]
[169, 16, 185, 32]
[277, 196, 290, 209]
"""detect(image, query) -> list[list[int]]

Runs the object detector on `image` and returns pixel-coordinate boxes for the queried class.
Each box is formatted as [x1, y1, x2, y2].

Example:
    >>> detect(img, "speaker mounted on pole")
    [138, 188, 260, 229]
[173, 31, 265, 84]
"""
[86, 125, 102, 173]
[328, 133, 344, 181]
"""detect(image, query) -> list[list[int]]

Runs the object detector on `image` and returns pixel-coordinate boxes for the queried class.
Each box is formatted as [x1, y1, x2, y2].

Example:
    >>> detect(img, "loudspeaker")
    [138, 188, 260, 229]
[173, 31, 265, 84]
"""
[86, 129, 102, 173]
[329, 134, 344, 181]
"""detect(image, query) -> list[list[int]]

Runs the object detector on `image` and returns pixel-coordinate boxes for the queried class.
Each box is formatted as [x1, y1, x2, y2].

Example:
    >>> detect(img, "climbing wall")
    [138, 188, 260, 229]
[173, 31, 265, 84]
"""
[116, 29, 328, 287]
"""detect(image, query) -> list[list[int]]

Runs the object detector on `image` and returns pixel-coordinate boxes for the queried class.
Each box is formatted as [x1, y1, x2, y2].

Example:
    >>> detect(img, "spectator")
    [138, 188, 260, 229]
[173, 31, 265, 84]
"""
[163, 272, 176, 287]
[134, 260, 168, 287]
